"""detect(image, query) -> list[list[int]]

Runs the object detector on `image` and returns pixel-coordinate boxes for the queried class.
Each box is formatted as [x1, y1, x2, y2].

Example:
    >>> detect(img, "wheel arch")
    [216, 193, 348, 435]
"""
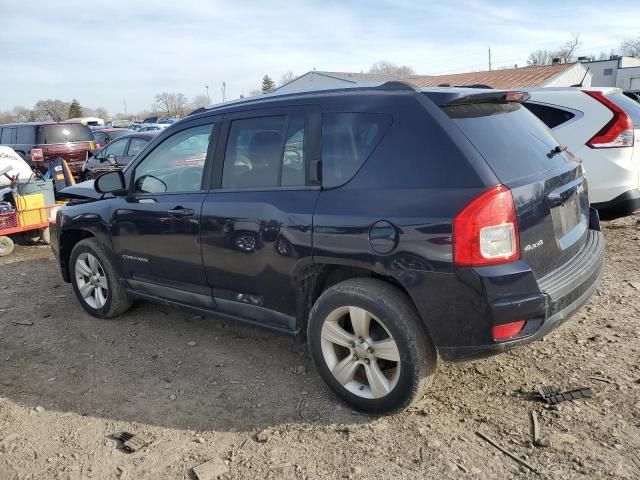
[59, 229, 95, 282]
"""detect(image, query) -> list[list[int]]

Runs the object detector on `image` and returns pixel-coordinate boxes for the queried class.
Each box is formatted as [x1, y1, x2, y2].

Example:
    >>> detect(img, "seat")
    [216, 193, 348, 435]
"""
[236, 131, 282, 188]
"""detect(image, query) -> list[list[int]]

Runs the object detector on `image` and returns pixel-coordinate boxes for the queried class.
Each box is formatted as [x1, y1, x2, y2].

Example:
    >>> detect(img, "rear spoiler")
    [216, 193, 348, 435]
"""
[443, 91, 530, 107]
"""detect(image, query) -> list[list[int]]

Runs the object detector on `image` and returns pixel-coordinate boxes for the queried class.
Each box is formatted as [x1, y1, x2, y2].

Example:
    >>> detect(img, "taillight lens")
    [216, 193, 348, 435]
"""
[453, 185, 520, 266]
[31, 148, 44, 162]
[583, 90, 634, 148]
[492, 320, 525, 341]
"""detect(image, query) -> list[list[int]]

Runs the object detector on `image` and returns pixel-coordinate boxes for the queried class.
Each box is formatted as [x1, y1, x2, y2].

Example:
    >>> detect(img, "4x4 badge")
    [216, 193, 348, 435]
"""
[524, 240, 544, 252]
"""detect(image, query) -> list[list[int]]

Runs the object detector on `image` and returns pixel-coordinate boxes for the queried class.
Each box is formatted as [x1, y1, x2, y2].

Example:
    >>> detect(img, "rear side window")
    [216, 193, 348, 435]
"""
[127, 137, 148, 157]
[444, 102, 570, 183]
[0, 127, 15, 144]
[17, 126, 35, 144]
[524, 102, 575, 129]
[36, 124, 93, 144]
[322, 113, 391, 188]
[222, 115, 307, 189]
[608, 93, 640, 127]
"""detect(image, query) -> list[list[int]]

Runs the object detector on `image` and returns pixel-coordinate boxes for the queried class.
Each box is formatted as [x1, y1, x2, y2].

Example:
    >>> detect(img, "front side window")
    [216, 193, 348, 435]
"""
[103, 138, 128, 157]
[134, 123, 213, 194]
[222, 115, 307, 189]
[127, 137, 149, 157]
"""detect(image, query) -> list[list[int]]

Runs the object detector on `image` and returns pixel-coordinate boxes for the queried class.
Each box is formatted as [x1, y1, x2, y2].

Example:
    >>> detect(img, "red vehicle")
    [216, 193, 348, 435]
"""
[91, 128, 133, 149]
[0, 122, 96, 179]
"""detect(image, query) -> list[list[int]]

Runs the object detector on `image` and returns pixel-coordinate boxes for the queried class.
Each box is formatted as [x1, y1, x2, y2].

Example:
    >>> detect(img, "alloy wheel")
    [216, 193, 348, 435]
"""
[320, 306, 401, 399]
[75, 252, 108, 309]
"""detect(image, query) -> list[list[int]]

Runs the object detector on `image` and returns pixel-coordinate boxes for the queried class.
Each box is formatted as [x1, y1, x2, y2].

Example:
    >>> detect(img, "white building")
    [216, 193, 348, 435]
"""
[580, 56, 640, 90]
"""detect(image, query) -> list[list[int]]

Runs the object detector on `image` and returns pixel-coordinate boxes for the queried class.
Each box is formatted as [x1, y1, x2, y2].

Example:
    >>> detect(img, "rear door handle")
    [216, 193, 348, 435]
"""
[168, 207, 194, 218]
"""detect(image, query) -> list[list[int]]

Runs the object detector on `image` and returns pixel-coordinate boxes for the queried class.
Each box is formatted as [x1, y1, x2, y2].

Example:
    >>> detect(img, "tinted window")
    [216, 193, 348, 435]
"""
[17, 126, 35, 144]
[222, 116, 287, 189]
[608, 93, 640, 127]
[322, 113, 391, 188]
[103, 138, 128, 157]
[127, 137, 149, 157]
[444, 102, 570, 182]
[134, 124, 213, 194]
[0, 127, 15, 144]
[92, 131, 107, 143]
[36, 124, 93, 144]
[524, 102, 576, 129]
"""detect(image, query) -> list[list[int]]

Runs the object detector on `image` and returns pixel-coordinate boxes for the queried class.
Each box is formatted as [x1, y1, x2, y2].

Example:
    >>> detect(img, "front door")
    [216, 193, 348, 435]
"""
[201, 107, 321, 331]
[111, 121, 218, 305]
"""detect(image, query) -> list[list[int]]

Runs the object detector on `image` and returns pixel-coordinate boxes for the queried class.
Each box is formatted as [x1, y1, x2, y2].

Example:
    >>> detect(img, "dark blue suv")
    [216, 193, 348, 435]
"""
[51, 83, 604, 413]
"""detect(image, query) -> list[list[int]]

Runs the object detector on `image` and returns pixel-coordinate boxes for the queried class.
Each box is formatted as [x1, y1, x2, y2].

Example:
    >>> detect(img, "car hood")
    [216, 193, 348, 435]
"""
[59, 180, 103, 200]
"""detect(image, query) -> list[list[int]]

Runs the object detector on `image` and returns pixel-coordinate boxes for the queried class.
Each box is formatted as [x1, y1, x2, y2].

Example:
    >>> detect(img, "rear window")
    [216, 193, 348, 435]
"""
[322, 113, 391, 188]
[608, 93, 640, 127]
[36, 124, 94, 144]
[444, 102, 570, 183]
[524, 102, 576, 129]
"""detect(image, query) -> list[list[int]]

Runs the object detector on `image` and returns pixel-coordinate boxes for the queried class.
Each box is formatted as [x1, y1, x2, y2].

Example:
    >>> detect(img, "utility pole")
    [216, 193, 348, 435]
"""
[488, 47, 492, 71]
[205, 85, 210, 104]
[123, 98, 128, 117]
[221, 81, 226, 103]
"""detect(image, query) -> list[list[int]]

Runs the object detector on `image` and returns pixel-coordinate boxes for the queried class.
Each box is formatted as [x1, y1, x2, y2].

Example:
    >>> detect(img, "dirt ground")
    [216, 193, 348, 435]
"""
[0, 217, 639, 480]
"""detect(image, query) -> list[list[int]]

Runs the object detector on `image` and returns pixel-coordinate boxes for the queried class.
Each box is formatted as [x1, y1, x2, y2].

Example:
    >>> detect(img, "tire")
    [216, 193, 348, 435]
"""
[307, 278, 437, 414]
[0, 236, 14, 256]
[40, 227, 51, 245]
[69, 238, 132, 318]
[84, 172, 95, 181]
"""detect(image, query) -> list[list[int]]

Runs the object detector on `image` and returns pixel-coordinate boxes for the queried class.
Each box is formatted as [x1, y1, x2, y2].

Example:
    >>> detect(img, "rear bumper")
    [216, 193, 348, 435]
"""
[592, 189, 640, 219]
[437, 220, 604, 361]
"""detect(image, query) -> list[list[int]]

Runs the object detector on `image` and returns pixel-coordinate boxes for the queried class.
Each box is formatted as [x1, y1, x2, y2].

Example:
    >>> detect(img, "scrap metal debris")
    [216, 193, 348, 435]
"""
[113, 432, 148, 453]
[530, 411, 551, 448]
[192, 457, 228, 480]
[476, 431, 540, 475]
[537, 386, 592, 405]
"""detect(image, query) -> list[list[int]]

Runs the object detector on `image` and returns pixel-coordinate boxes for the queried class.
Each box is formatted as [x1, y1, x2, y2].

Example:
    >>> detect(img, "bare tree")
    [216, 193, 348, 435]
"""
[34, 99, 71, 121]
[278, 70, 296, 86]
[190, 95, 210, 110]
[368, 61, 414, 78]
[621, 36, 640, 57]
[153, 92, 189, 117]
[12, 106, 36, 122]
[527, 34, 582, 66]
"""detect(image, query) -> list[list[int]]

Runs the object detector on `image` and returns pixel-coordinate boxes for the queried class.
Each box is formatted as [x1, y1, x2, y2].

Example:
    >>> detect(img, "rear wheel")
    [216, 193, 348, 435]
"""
[70, 238, 132, 318]
[307, 278, 436, 414]
[0, 236, 14, 256]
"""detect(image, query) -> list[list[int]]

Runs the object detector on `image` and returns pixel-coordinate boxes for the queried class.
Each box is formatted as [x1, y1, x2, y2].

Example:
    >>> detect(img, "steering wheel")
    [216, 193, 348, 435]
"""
[177, 167, 203, 191]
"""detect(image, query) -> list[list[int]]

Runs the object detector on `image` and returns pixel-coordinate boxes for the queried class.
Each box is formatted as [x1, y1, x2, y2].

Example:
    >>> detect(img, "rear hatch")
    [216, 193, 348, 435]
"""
[35, 124, 95, 173]
[440, 92, 589, 278]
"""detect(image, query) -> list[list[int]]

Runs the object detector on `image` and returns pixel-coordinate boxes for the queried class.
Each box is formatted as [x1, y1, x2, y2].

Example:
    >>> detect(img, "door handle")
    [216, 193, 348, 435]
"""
[168, 207, 194, 218]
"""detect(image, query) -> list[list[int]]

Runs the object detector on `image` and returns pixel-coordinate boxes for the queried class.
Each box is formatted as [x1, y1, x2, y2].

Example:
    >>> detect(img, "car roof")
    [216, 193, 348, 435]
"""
[0, 121, 85, 127]
[524, 86, 622, 95]
[93, 127, 132, 132]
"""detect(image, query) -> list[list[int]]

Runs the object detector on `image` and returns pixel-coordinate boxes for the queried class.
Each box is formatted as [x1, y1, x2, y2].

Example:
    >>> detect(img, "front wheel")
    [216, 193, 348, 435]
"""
[307, 278, 437, 414]
[70, 238, 132, 318]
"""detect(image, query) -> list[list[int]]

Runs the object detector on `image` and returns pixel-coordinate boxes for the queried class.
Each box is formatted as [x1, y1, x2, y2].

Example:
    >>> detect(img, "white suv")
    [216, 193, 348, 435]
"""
[524, 87, 640, 218]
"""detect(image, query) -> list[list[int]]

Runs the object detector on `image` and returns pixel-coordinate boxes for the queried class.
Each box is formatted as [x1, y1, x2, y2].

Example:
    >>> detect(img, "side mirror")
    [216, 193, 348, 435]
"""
[94, 171, 127, 195]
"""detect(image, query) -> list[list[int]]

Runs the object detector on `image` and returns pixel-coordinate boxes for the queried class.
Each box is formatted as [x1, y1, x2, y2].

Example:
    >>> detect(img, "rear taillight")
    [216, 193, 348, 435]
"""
[492, 320, 525, 341]
[31, 148, 44, 162]
[583, 90, 634, 148]
[453, 185, 520, 266]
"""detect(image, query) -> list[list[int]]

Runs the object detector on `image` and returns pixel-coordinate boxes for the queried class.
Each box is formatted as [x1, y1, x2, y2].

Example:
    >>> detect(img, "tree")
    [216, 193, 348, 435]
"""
[527, 34, 581, 66]
[68, 99, 83, 119]
[153, 92, 189, 117]
[621, 36, 640, 57]
[261, 75, 276, 94]
[94, 107, 109, 120]
[12, 106, 36, 122]
[34, 99, 71, 121]
[278, 70, 295, 86]
[190, 94, 210, 110]
[368, 61, 414, 78]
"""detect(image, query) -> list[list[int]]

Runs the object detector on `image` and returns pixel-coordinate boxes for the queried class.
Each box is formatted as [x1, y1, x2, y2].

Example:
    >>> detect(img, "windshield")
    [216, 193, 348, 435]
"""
[37, 124, 94, 144]
[608, 93, 640, 127]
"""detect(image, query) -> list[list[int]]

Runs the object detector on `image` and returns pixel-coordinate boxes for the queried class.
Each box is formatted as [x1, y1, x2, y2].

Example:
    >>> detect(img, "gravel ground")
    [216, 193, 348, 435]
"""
[0, 216, 639, 480]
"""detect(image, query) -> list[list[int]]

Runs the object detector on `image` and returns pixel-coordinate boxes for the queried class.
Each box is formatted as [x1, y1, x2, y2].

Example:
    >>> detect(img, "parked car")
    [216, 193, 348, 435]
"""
[0, 121, 95, 179]
[81, 132, 156, 180]
[105, 120, 132, 129]
[91, 128, 133, 149]
[523, 87, 640, 218]
[142, 116, 160, 124]
[137, 124, 164, 132]
[51, 83, 604, 414]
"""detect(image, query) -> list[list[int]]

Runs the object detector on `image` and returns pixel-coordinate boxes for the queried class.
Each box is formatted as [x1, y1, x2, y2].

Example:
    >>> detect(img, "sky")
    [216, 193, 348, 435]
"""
[0, 0, 638, 115]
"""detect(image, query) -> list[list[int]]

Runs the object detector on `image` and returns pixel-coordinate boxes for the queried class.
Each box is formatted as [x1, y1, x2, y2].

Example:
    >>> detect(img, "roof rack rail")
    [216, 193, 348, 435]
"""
[373, 81, 420, 92]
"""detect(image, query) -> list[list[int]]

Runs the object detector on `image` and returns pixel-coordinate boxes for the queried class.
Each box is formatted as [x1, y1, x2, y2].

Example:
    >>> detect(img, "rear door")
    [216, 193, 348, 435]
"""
[443, 99, 589, 277]
[200, 106, 321, 330]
